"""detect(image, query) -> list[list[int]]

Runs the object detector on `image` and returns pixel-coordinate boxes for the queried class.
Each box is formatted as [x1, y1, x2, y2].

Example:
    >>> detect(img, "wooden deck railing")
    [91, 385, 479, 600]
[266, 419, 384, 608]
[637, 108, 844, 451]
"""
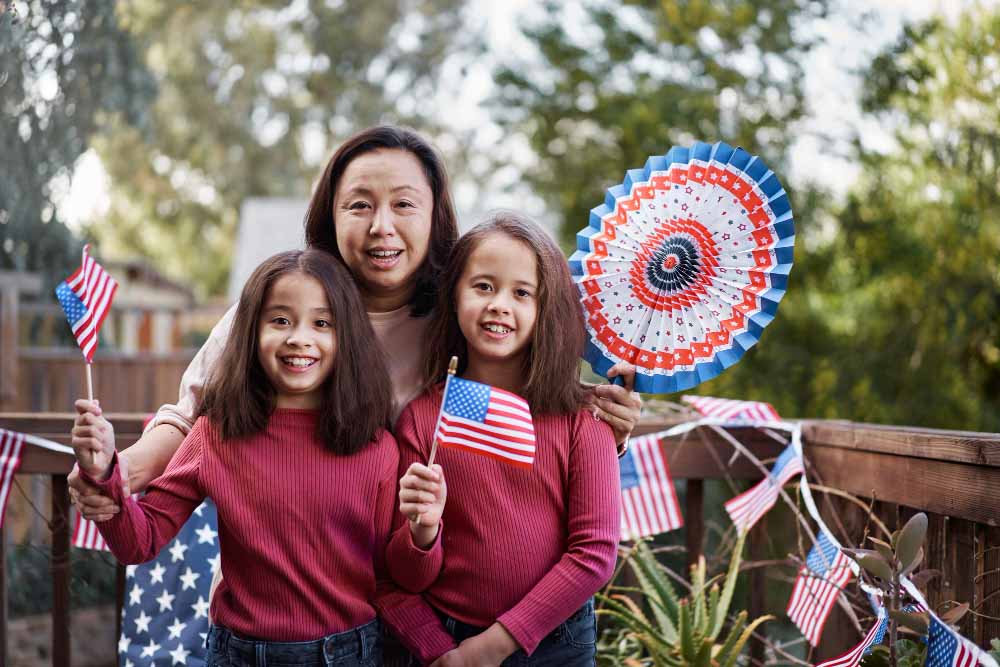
[1, 413, 997, 666]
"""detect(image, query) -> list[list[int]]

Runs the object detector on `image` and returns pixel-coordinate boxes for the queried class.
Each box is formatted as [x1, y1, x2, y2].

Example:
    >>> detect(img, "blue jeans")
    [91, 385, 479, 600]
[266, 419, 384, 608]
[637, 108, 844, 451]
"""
[438, 599, 597, 666]
[205, 620, 381, 667]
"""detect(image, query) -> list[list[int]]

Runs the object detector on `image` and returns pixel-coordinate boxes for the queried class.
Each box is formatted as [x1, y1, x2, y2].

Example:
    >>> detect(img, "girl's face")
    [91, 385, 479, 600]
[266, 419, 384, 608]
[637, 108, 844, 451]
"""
[257, 272, 337, 409]
[333, 148, 434, 312]
[455, 234, 539, 370]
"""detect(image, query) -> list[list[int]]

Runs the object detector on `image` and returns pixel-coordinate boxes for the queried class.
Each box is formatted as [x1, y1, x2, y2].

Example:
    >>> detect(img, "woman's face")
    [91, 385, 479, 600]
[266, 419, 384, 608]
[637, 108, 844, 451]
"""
[333, 148, 434, 312]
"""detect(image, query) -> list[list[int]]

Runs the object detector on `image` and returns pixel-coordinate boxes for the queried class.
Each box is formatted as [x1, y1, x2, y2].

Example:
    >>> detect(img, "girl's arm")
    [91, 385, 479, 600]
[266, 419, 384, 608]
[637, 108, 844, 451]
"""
[371, 430, 458, 664]
[79, 420, 209, 564]
[67, 305, 236, 518]
[385, 404, 445, 592]
[490, 413, 622, 658]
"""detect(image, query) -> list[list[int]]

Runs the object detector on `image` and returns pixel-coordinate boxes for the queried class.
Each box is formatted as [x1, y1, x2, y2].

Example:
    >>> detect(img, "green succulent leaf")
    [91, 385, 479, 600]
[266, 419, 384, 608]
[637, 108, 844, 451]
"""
[860, 645, 891, 667]
[709, 532, 746, 638]
[900, 547, 924, 576]
[868, 536, 895, 562]
[858, 553, 895, 581]
[895, 513, 928, 570]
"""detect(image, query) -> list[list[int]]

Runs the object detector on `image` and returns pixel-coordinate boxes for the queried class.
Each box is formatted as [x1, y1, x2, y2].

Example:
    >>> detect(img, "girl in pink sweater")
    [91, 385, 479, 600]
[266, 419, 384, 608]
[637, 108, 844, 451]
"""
[385, 212, 623, 666]
[70, 249, 398, 667]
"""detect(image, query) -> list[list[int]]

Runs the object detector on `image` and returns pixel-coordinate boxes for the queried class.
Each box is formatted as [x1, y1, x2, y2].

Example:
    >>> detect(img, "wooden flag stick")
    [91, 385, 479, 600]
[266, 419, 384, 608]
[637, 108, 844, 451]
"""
[427, 356, 458, 469]
[84, 363, 97, 466]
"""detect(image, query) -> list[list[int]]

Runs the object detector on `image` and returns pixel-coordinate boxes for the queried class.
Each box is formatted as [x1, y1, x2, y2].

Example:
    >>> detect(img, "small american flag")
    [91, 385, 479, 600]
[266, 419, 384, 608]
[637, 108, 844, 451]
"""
[682, 395, 781, 421]
[816, 604, 887, 667]
[435, 376, 536, 467]
[55, 244, 118, 363]
[926, 615, 982, 667]
[787, 530, 854, 646]
[619, 434, 683, 541]
[0, 429, 26, 529]
[724, 443, 803, 532]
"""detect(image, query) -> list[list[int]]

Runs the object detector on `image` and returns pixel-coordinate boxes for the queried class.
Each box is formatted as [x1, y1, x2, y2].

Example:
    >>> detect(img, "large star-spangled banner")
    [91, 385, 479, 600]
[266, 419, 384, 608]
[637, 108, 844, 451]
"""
[118, 500, 219, 667]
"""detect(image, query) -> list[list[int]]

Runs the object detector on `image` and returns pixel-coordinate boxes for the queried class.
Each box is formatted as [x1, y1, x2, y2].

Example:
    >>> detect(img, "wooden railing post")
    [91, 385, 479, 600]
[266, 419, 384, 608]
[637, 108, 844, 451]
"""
[51, 473, 71, 667]
[1, 521, 7, 667]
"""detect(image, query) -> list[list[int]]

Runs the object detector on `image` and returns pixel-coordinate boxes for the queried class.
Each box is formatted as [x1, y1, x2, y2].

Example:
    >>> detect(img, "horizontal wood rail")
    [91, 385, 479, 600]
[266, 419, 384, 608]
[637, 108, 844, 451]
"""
[2, 413, 997, 665]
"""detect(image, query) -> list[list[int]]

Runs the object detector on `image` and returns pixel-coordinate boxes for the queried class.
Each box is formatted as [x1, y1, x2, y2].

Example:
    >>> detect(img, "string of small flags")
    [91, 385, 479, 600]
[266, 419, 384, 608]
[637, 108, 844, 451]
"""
[627, 396, 998, 666]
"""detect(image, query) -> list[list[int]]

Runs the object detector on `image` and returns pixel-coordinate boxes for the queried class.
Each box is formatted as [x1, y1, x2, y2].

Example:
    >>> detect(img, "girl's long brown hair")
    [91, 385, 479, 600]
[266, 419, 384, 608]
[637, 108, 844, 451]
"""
[424, 211, 590, 415]
[199, 249, 393, 454]
[303, 125, 459, 316]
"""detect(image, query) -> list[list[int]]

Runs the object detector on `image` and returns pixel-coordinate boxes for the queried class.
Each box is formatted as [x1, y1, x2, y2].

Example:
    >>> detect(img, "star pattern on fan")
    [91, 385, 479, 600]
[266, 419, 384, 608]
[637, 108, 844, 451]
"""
[569, 141, 794, 393]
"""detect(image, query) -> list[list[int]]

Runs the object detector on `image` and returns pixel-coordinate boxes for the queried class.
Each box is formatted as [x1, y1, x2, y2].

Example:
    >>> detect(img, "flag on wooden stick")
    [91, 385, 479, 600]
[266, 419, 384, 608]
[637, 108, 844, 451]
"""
[55, 244, 118, 363]
[619, 434, 683, 541]
[724, 443, 803, 532]
[0, 428, 26, 529]
[787, 530, 854, 646]
[433, 376, 536, 468]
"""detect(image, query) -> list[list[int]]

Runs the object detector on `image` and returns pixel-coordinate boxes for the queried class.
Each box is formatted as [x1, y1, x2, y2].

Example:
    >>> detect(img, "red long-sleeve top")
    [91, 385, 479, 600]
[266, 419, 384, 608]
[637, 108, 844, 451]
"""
[382, 388, 622, 656]
[85, 409, 399, 642]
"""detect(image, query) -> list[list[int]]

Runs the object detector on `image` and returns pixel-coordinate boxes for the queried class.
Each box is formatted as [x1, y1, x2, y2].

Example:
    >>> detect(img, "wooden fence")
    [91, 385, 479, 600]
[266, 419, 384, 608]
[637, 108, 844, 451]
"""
[1, 412, 997, 666]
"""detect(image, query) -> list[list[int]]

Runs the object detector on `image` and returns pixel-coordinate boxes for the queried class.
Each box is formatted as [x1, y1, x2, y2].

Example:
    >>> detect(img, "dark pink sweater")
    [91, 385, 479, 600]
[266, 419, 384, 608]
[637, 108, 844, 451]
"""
[382, 388, 622, 657]
[86, 410, 399, 642]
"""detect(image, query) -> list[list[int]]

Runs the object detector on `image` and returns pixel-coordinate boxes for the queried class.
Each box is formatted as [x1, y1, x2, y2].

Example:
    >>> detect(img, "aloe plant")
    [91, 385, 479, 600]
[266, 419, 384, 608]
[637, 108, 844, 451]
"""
[597, 533, 773, 667]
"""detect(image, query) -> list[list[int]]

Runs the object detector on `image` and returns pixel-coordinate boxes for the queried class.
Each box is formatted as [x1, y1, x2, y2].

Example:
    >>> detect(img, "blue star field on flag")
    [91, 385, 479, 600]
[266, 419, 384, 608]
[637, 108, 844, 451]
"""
[118, 499, 219, 667]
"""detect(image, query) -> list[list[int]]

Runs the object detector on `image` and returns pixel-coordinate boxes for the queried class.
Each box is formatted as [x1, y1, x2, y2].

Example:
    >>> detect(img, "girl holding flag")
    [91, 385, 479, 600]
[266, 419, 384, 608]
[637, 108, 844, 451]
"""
[387, 212, 622, 666]
[70, 249, 401, 665]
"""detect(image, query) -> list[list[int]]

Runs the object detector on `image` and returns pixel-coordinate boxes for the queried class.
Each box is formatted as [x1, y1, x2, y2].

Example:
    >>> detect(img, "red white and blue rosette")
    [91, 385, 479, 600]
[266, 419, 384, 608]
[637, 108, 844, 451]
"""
[569, 141, 794, 394]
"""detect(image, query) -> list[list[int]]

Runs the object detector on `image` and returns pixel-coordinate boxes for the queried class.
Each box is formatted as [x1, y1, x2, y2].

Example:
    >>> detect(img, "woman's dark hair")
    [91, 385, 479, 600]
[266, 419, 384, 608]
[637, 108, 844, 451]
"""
[199, 249, 393, 454]
[424, 211, 590, 415]
[303, 125, 459, 316]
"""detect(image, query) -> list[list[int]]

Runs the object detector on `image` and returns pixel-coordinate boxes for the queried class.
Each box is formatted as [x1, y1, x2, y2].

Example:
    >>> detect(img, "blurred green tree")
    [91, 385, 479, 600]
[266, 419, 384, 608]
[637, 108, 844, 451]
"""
[707, 6, 1000, 431]
[0, 0, 154, 287]
[793, 7, 1000, 430]
[490, 0, 829, 246]
[89, 0, 471, 296]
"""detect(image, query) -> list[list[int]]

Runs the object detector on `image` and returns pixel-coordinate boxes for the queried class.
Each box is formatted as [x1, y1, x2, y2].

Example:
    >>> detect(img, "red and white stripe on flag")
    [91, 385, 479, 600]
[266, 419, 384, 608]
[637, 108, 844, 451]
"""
[724, 445, 803, 533]
[0, 429, 26, 529]
[73, 513, 109, 551]
[436, 376, 536, 467]
[816, 608, 887, 667]
[787, 548, 853, 645]
[681, 395, 781, 421]
[61, 244, 118, 363]
[619, 434, 683, 541]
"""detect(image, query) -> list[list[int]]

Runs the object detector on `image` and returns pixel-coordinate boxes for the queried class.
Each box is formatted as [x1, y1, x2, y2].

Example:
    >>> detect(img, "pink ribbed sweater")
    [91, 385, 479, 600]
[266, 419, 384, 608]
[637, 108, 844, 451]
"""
[84, 410, 399, 642]
[382, 387, 622, 657]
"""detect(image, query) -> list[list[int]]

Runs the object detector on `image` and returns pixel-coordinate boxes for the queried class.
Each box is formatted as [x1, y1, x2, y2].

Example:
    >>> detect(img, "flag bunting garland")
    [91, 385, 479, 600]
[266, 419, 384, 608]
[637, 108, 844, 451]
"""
[619, 434, 683, 541]
[433, 376, 536, 468]
[0, 428, 26, 530]
[682, 395, 780, 421]
[55, 243, 118, 363]
[644, 398, 998, 664]
[73, 513, 110, 551]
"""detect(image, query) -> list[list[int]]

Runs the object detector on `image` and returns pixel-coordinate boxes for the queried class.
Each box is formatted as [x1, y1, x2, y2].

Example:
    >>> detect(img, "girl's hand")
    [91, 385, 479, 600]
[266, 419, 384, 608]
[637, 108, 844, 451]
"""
[398, 462, 446, 549]
[430, 649, 471, 667]
[71, 399, 117, 480]
[589, 361, 642, 447]
[67, 458, 125, 521]
[437, 623, 517, 667]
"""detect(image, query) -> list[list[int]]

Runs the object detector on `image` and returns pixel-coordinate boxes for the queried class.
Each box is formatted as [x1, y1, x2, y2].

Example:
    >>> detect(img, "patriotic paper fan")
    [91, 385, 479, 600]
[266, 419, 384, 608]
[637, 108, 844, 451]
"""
[569, 141, 794, 394]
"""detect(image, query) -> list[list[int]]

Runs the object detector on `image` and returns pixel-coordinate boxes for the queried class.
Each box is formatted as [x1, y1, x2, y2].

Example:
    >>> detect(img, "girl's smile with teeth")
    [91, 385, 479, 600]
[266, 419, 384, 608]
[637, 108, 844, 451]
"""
[482, 323, 512, 334]
[282, 356, 318, 369]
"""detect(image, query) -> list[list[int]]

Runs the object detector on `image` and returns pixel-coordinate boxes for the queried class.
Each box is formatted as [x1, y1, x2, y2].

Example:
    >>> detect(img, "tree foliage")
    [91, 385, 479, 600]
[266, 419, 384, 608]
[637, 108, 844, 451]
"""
[490, 0, 829, 246]
[0, 0, 153, 287]
[89, 0, 471, 296]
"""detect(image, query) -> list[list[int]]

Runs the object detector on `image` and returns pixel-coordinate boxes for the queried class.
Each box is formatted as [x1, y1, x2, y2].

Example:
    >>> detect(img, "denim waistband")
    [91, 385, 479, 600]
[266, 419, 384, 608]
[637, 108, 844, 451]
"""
[437, 598, 595, 634]
[208, 619, 380, 665]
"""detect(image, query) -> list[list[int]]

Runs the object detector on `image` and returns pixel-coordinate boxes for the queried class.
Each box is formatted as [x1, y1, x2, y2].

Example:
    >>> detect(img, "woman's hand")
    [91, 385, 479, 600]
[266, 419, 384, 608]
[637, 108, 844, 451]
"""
[429, 623, 518, 667]
[589, 361, 643, 446]
[398, 462, 446, 548]
[71, 399, 117, 480]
